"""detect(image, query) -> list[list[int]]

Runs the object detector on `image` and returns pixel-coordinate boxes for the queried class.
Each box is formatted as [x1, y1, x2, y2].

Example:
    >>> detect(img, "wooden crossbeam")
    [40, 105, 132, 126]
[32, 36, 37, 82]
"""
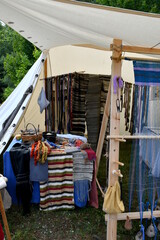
[107, 135, 160, 140]
[105, 210, 160, 221]
[110, 44, 160, 55]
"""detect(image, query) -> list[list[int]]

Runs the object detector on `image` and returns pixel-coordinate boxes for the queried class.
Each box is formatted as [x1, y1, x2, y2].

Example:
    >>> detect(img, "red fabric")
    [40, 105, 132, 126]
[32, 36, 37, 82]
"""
[75, 139, 84, 147]
[0, 223, 4, 240]
[89, 161, 99, 208]
[84, 148, 96, 161]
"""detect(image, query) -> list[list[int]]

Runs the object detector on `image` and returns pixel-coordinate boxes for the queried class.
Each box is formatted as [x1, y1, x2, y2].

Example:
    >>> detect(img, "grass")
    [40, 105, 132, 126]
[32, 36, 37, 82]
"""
[0, 140, 159, 239]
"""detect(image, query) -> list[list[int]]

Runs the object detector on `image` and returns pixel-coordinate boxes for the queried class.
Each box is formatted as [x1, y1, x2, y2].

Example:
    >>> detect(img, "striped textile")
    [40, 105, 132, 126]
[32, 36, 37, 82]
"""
[133, 61, 160, 86]
[40, 154, 74, 211]
[73, 152, 93, 182]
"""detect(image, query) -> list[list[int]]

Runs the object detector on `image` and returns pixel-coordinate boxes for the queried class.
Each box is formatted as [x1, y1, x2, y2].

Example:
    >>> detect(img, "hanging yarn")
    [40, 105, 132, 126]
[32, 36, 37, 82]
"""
[31, 141, 51, 165]
[113, 76, 123, 94]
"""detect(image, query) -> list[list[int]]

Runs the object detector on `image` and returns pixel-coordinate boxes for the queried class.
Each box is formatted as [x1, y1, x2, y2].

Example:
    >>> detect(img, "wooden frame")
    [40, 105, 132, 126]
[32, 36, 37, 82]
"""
[95, 39, 160, 240]
[105, 210, 160, 221]
[110, 44, 160, 55]
[107, 39, 122, 240]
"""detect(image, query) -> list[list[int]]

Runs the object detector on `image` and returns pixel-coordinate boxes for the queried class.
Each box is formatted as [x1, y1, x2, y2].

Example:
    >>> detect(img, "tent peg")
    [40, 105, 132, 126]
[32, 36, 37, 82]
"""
[115, 138, 126, 142]
[113, 161, 124, 166]
[112, 170, 123, 178]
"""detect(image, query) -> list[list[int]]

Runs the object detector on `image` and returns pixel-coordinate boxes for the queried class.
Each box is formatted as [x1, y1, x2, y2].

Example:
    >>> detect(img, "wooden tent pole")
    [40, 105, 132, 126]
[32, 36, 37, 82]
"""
[54, 78, 58, 132]
[44, 59, 48, 132]
[96, 80, 111, 175]
[107, 39, 122, 240]
[0, 192, 11, 240]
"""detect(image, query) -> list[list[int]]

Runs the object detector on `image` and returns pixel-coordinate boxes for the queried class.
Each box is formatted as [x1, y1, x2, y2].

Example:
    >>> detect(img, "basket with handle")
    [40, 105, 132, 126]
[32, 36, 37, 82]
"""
[21, 123, 42, 142]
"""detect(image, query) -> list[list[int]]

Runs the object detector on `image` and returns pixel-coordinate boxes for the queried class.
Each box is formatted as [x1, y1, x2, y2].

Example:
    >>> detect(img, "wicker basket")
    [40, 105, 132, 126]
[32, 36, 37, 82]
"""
[21, 123, 42, 142]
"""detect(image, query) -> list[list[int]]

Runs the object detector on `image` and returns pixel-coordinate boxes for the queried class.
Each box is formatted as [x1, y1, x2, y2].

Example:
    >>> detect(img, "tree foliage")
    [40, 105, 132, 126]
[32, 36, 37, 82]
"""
[0, 23, 41, 103]
[80, 0, 160, 13]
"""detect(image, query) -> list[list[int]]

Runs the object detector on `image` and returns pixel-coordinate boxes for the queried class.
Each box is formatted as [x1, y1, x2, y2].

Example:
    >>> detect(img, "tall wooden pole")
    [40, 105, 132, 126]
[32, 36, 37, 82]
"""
[0, 192, 11, 240]
[96, 81, 111, 175]
[107, 39, 122, 240]
[44, 59, 48, 132]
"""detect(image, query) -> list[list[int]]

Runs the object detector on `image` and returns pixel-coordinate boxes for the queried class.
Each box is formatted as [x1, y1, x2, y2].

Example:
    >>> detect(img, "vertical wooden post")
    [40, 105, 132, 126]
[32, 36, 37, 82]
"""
[107, 39, 122, 240]
[54, 78, 58, 132]
[96, 81, 111, 175]
[44, 59, 48, 132]
[0, 192, 11, 240]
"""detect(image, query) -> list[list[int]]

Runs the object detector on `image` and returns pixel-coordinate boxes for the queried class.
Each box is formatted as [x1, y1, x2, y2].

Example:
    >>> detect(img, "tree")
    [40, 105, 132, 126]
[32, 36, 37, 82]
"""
[80, 0, 160, 13]
[0, 23, 41, 103]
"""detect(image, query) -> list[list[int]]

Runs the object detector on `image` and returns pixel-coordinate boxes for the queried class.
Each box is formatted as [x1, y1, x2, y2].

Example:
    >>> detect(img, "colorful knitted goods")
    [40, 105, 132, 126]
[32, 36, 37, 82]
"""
[40, 154, 74, 211]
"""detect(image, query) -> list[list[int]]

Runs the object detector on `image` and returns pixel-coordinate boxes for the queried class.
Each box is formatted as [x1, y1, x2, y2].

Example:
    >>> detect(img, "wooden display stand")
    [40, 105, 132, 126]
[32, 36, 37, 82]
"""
[95, 39, 160, 240]
[0, 190, 11, 240]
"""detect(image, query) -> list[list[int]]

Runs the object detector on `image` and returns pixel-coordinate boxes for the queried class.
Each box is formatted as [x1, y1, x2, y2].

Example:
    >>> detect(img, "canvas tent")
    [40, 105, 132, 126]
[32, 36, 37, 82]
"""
[0, 0, 160, 154]
[0, 1, 160, 240]
[0, 0, 160, 51]
[0, 44, 135, 154]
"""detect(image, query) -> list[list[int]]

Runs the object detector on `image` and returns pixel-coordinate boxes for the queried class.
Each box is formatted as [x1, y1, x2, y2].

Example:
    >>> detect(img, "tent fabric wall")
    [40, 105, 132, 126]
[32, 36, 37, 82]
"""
[0, 53, 45, 154]
[14, 65, 46, 136]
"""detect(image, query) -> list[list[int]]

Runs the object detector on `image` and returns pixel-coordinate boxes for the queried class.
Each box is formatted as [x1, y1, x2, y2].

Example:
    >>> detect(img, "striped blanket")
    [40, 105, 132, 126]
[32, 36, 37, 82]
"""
[133, 61, 160, 86]
[40, 154, 74, 211]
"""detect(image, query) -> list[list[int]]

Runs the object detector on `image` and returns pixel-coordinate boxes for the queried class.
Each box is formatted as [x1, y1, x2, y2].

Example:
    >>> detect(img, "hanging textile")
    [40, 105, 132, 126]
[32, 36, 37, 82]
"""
[73, 151, 93, 182]
[9, 142, 33, 215]
[129, 83, 160, 239]
[73, 150, 93, 209]
[70, 73, 88, 136]
[40, 154, 74, 211]
[123, 82, 132, 132]
[133, 61, 160, 86]
[45, 78, 54, 131]
[85, 74, 101, 151]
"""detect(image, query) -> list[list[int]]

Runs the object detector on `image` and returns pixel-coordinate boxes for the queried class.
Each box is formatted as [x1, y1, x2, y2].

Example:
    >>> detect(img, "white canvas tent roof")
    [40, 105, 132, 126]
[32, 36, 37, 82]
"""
[0, 0, 160, 52]
[0, 0, 160, 154]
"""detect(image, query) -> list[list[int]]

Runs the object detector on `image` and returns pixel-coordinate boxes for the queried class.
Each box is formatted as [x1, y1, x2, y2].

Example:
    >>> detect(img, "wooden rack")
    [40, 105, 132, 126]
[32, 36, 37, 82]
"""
[95, 39, 160, 240]
[107, 135, 160, 140]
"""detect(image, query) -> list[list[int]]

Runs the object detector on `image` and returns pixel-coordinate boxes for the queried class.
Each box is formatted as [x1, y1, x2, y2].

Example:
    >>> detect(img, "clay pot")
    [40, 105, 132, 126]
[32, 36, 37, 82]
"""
[146, 223, 155, 238]
[124, 216, 132, 230]
[135, 231, 143, 240]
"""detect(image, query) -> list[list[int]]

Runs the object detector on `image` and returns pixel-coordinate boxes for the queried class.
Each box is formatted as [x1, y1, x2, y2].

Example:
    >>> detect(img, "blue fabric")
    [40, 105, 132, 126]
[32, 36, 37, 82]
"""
[30, 157, 48, 182]
[37, 87, 49, 113]
[74, 180, 89, 208]
[3, 138, 40, 204]
[140, 224, 145, 240]
[133, 61, 160, 86]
